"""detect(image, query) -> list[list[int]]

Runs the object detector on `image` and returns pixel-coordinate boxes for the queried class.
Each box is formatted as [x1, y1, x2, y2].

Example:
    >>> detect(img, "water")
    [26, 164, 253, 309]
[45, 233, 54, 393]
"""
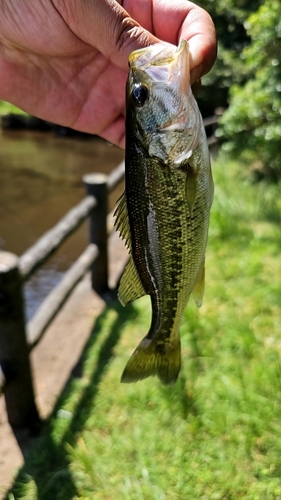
[0, 128, 124, 319]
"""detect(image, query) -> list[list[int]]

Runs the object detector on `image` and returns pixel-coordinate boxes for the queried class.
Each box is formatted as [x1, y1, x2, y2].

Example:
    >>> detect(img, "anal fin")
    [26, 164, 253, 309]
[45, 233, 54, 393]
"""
[192, 259, 205, 307]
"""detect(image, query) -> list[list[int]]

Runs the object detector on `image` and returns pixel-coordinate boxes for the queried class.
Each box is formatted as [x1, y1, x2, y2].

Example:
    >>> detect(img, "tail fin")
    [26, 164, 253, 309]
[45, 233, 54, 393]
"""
[121, 337, 181, 385]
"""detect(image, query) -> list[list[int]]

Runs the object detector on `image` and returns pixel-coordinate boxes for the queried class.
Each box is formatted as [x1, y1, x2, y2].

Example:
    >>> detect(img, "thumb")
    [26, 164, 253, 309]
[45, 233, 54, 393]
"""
[54, 0, 159, 71]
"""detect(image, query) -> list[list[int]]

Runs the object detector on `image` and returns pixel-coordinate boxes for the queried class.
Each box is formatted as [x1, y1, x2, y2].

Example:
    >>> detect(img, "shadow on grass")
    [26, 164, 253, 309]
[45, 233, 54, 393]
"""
[160, 372, 199, 422]
[157, 307, 206, 423]
[5, 298, 137, 500]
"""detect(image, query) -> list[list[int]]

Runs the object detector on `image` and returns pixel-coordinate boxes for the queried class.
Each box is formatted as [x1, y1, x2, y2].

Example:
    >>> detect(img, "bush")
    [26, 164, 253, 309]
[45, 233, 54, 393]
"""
[196, 0, 263, 116]
[218, 0, 281, 179]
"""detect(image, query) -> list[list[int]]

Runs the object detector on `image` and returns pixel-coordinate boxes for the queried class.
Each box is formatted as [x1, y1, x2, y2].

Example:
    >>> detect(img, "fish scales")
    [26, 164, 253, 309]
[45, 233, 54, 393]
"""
[115, 40, 213, 384]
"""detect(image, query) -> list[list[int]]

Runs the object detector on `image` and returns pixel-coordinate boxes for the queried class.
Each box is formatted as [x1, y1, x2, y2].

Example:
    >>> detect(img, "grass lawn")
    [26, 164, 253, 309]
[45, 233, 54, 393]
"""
[6, 152, 281, 499]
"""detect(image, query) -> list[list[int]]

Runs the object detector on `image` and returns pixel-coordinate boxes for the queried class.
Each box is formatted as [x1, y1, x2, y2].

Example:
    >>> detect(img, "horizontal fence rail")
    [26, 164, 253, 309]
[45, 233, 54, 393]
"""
[203, 115, 219, 127]
[107, 160, 125, 192]
[19, 195, 97, 281]
[26, 244, 98, 350]
[0, 115, 219, 428]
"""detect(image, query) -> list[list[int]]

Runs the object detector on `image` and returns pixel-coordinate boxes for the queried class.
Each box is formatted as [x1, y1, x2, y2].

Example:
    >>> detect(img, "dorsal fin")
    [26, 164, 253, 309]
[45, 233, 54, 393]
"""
[114, 191, 131, 250]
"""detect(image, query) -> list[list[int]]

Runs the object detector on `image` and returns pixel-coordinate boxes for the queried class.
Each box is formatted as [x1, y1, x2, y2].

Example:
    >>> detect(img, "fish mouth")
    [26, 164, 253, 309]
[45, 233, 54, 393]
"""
[128, 42, 176, 69]
[128, 40, 187, 67]
[128, 40, 190, 87]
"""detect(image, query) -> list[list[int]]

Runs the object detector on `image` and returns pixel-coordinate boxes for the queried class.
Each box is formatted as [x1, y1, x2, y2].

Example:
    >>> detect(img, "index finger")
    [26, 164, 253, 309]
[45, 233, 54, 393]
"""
[179, 2, 217, 77]
[150, 0, 217, 81]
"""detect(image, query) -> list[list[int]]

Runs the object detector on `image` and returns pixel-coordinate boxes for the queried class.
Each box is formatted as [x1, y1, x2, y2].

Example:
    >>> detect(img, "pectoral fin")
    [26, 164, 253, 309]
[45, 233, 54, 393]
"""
[192, 259, 205, 307]
[185, 164, 198, 214]
[118, 257, 147, 306]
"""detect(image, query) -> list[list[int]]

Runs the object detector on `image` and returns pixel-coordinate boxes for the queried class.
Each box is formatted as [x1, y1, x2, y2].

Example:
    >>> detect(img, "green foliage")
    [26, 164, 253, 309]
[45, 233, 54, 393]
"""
[196, 0, 263, 116]
[5, 152, 281, 499]
[219, 0, 281, 178]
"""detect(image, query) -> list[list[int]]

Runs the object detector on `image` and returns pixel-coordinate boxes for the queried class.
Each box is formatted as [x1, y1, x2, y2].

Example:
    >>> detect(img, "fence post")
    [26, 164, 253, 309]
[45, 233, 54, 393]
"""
[0, 251, 40, 428]
[83, 174, 109, 294]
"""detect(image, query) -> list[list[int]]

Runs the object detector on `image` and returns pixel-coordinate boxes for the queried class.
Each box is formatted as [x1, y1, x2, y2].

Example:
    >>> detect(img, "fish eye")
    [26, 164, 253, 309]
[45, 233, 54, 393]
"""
[132, 84, 149, 107]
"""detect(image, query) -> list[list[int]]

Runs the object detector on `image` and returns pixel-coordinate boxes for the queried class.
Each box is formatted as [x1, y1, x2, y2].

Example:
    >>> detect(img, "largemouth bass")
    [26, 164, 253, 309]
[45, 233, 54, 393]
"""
[115, 40, 213, 384]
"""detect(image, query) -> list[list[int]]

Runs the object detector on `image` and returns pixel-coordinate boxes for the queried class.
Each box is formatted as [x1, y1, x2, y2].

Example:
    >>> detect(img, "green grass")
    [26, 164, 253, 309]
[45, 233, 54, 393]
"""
[5, 152, 281, 499]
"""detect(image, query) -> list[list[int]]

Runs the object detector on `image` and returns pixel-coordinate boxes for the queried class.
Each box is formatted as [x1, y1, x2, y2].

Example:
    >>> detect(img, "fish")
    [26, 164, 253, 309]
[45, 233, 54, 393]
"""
[114, 40, 214, 384]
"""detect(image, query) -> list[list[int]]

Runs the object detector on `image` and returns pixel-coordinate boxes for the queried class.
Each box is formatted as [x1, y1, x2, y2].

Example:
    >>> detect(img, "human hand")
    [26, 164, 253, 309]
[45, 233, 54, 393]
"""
[0, 0, 216, 147]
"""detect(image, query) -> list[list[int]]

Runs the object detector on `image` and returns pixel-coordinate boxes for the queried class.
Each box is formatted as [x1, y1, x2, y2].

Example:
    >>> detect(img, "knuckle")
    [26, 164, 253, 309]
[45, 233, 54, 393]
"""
[113, 16, 146, 55]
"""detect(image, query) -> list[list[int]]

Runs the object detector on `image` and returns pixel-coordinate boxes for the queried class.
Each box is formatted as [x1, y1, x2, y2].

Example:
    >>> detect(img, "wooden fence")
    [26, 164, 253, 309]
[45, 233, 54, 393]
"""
[0, 115, 219, 429]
